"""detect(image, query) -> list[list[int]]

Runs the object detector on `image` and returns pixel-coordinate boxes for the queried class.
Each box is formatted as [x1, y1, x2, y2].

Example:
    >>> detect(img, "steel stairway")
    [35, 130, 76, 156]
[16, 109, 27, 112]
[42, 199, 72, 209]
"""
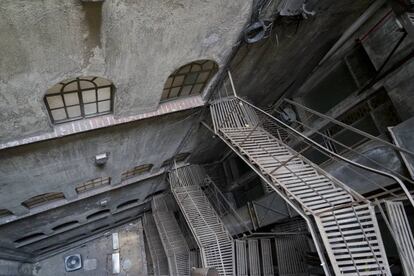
[169, 165, 235, 276]
[142, 212, 169, 276]
[151, 193, 191, 276]
[210, 96, 391, 276]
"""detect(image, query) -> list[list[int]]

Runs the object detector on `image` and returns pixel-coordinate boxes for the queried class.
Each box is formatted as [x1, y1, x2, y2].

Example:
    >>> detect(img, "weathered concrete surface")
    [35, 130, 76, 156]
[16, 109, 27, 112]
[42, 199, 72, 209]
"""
[0, 0, 252, 142]
[230, 0, 372, 105]
[34, 219, 147, 276]
[0, 110, 204, 214]
[0, 176, 158, 254]
[0, 259, 33, 276]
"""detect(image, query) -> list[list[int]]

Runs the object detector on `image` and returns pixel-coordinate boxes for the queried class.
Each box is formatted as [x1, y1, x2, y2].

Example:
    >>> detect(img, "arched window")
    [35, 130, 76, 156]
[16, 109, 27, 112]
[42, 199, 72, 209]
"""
[45, 76, 114, 124]
[161, 60, 218, 101]
[22, 192, 65, 209]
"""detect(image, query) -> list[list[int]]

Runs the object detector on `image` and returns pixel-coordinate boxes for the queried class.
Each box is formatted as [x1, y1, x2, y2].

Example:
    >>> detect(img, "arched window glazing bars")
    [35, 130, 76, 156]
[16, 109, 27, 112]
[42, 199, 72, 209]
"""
[44, 76, 114, 124]
[161, 60, 218, 101]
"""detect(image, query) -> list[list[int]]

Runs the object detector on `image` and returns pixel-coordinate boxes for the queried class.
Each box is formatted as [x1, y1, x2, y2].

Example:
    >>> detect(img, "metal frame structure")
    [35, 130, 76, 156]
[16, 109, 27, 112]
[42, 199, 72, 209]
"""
[169, 165, 235, 276]
[151, 193, 191, 276]
[208, 89, 393, 274]
[143, 212, 170, 276]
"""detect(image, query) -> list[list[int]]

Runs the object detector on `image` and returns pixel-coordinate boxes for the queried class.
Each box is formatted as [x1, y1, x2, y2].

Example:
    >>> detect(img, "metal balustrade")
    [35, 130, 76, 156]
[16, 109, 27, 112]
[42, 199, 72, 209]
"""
[209, 95, 392, 275]
[151, 194, 191, 276]
[142, 212, 170, 276]
[169, 165, 235, 276]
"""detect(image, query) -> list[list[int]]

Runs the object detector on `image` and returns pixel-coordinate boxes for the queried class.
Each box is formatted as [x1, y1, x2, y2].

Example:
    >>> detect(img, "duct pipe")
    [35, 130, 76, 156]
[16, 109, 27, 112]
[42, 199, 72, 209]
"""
[318, 0, 387, 66]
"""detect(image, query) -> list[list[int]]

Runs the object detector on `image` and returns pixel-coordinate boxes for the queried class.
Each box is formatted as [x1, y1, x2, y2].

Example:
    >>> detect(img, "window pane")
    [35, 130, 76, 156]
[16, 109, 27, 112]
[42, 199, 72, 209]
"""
[47, 83, 63, 94]
[79, 80, 94, 90]
[203, 61, 215, 70]
[191, 83, 204, 95]
[164, 77, 173, 89]
[63, 92, 79, 106]
[169, 87, 181, 98]
[47, 95, 64, 109]
[97, 87, 111, 101]
[51, 108, 67, 121]
[180, 86, 192, 96]
[84, 103, 97, 115]
[63, 81, 78, 92]
[162, 89, 170, 100]
[94, 77, 111, 86]
[98, 100, 111, 113]
[197, 72, 210, 83]
[179, 65, 191, 74]
[184, 72, 198, 85]
[67, 105, 81, 118]
[82, 90, 96, 103]
[172, 75, 185, 87]
[191, 64, 202, 72]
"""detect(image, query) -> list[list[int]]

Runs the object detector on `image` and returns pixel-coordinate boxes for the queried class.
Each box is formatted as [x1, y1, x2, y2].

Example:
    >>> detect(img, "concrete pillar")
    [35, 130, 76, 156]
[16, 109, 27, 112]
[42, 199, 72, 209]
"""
[110, 173, 122, 187]
[62, 186, 78, 201]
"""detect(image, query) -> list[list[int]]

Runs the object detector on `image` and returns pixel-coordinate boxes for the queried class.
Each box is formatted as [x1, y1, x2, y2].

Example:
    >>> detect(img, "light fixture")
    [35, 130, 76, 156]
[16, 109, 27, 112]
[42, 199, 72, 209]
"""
[95, 152, 109, 166]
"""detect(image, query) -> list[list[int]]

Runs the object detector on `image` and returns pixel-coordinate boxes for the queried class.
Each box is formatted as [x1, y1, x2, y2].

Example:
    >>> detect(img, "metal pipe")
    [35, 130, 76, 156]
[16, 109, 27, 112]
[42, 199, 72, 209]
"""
[284, 98, 414, 158]
[318, 0, 387, 66]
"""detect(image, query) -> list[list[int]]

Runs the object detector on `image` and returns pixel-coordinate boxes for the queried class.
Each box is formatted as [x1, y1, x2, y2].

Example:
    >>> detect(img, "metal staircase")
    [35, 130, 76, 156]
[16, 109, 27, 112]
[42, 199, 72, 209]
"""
[142, 212, 169, 276]
[151, 194, 190, 276]
[169, 165, 235, 276]
[210, 96, 391, 275]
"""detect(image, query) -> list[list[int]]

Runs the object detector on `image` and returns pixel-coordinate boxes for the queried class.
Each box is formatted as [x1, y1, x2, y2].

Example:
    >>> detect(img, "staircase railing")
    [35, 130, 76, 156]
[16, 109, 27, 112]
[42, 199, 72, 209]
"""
[233, 95, 414, 209]
[272, 98, 414, 198]
[200, 174, 252, 236]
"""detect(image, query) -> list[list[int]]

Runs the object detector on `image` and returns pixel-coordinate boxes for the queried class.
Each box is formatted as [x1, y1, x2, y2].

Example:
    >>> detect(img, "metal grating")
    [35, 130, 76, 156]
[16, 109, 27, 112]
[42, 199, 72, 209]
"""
[235, 240, 248, 276]
[210, 96, 391, 276]
[143, 212, 169, 276]
[385, 201, 414, 276]
[151, 194, 190, 276]
[274, 235, 308, 276]
[261, 239, 274, 276]
[248, 239, 261, 276]
[169, 165, 235, 276]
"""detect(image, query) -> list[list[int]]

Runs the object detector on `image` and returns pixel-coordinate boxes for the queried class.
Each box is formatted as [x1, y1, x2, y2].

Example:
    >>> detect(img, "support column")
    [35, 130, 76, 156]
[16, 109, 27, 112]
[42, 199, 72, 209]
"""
[63, 186, 78, 201]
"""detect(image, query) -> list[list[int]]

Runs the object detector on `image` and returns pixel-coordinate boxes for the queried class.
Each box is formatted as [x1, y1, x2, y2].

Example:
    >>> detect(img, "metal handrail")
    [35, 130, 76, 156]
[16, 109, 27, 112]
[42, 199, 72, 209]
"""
[275, 100, 414, 186]
[203, 175, 253, 235]
[170, 164, 232, 274]
[284, 98, 414, 158]
[200, 121, 333, 276]
[236, 96, 414, 209]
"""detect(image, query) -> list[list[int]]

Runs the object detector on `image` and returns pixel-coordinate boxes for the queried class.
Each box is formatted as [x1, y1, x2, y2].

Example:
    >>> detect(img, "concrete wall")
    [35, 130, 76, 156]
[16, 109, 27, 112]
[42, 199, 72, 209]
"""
[0, 110, 203, 216]
[0, 0, 251, 142]
[0, 259, 33, 276]
[230, 0, 372, 105]
[0, 176, 160, 256]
